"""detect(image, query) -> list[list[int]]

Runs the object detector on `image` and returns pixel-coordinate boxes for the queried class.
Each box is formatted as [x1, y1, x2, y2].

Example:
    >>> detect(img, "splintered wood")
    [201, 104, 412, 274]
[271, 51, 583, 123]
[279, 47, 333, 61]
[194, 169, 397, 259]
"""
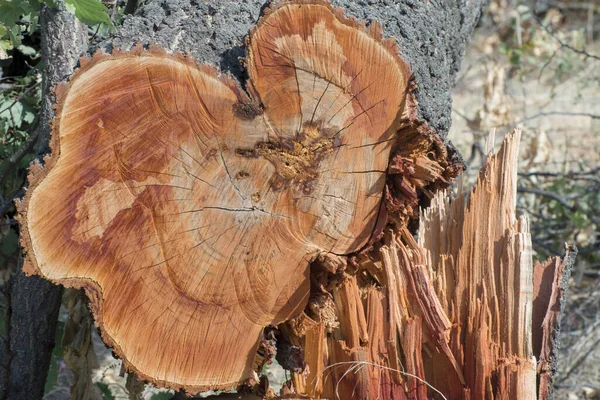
[287, 130, 573, 399]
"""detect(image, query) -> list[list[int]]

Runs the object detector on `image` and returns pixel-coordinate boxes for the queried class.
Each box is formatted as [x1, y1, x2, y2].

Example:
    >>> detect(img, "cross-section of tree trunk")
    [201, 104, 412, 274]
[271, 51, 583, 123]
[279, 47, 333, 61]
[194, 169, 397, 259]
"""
[17, 1, 443, 393]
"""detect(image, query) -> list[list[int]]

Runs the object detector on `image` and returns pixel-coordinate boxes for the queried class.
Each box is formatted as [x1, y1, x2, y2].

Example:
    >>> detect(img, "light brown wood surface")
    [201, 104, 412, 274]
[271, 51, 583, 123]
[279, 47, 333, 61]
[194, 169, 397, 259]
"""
[18, 0, 412, 393]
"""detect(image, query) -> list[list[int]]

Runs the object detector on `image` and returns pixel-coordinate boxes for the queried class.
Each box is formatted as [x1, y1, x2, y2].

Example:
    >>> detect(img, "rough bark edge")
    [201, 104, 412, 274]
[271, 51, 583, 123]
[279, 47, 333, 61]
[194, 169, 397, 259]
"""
[537, 245, 576, 400]
[15, 1, 460, 394]
[0, 268, 64, 400]
[106, 0, 485, 141]
[1, 4, 87, 400]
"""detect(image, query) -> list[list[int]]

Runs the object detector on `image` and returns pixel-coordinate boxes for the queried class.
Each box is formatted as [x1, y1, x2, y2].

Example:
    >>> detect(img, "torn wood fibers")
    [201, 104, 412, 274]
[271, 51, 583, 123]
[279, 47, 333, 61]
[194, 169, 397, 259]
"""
[287, 129, 573, 400]
[17, 0, 570, 398]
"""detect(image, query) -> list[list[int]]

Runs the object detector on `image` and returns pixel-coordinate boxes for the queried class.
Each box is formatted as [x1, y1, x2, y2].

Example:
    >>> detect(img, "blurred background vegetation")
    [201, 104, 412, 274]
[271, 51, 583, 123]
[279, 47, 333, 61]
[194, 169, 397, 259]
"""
[0, 0, 598, 398]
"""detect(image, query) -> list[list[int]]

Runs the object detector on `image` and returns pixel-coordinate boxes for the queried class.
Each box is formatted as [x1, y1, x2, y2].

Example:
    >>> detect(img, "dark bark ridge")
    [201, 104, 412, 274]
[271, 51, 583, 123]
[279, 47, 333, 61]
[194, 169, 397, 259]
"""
[0, 4, 87, 400]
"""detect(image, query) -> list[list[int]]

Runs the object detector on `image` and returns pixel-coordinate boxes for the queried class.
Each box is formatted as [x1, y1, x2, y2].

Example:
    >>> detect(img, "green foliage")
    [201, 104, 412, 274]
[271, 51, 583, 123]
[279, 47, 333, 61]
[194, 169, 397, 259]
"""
[0, 0, 111, 58]
[65, 0, 111, 26]
[519, 166, 600, 266]
[95, 382, 115, 399]
[495, 3, 587, 83]
[0, 0, 42, 56]
[0, 72, 40, 293]
[0, 74, 40, 130]
[0, 72, 41, 201]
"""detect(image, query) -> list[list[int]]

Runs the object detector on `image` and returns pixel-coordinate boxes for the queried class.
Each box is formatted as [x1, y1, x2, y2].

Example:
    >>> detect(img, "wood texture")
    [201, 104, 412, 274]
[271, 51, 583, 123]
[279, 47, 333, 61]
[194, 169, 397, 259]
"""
[283, 130, 573, 399]
[17, 1, 569, 397]
[17, 0, 417, 393]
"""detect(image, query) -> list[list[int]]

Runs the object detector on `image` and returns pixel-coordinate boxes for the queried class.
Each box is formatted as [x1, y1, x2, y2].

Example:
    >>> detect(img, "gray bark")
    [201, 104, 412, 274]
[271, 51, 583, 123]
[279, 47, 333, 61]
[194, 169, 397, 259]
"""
[0, 4, 87, 400]
[546, 245, 577, 399]
[34, 4, 89, 155]
[102, 0, 485, 142]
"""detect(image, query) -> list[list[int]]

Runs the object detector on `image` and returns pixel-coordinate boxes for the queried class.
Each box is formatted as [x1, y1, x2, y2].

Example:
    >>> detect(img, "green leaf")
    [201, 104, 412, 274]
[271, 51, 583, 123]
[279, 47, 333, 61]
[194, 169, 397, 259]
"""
[23, 109, 35, 124]
[0, 40, 10, 59]
[17, 44, 37, 56]
[65, 0, 111, 26]
[0, 101, 24, 128]
[8, 25, 23, 48]
[64, 1, 76, 15]
[19, 153, 35, 169]
[0, 3, 24, 27]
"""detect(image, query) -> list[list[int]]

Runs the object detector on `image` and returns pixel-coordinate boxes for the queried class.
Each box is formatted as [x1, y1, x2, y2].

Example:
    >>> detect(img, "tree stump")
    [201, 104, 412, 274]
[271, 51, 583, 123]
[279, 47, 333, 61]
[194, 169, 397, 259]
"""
[18, 1, 431, 392]
[16, 1, 572, 399]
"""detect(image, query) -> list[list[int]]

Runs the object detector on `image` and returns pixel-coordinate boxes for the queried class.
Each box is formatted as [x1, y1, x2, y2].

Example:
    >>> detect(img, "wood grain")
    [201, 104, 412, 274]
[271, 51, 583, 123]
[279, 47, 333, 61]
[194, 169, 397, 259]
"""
[17, 0, 411, 393]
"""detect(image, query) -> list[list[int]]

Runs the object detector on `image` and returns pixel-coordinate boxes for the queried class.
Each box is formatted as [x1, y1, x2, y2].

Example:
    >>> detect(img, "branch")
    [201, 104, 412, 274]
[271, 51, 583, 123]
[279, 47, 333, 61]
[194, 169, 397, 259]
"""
[514, 111, 600, 126]
[517, 186, 575, 211]
[0, 128, 39, 186]
[0, 81, 41, 117]
[532, 11, 600, 61]
[519, 169, 600, 183]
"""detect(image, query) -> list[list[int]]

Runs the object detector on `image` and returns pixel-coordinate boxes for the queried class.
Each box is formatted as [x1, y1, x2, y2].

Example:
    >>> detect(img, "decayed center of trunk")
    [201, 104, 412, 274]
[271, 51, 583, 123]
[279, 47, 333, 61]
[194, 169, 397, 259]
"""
[236, 122, 338, 193]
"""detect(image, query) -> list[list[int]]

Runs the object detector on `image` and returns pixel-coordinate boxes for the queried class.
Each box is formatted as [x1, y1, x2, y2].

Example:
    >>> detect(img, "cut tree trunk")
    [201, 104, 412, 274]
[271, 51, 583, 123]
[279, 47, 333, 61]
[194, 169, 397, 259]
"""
[19, 2, 432, 392]
[14, 0, 573, 399]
